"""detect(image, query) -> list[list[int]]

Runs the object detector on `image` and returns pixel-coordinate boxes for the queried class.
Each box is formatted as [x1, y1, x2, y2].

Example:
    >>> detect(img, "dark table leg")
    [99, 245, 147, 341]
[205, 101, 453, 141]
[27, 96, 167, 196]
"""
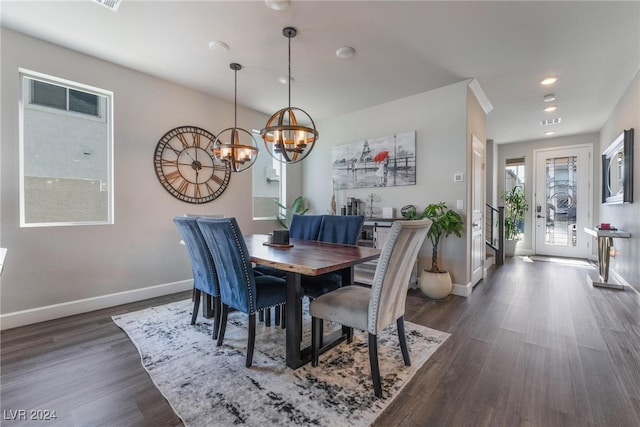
[339, 266, 355, 286]
[284, 267, 357, 370]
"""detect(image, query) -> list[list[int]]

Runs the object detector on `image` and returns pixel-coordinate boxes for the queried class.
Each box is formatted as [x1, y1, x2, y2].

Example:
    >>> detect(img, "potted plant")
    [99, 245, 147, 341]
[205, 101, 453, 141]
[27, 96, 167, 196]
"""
[502, 185, 529, 256]
[407, 202, 463, 299]
[275, 196, 308, 229]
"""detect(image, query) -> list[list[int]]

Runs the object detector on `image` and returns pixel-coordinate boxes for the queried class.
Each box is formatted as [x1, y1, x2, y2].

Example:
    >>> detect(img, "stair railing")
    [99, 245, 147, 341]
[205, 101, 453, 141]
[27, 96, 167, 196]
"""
[485, 204, 504, 265]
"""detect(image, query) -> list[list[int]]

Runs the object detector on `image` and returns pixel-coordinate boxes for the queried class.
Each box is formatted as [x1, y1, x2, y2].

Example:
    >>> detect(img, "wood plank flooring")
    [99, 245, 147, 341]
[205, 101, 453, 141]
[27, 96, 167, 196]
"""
[2, 257, 640, 426]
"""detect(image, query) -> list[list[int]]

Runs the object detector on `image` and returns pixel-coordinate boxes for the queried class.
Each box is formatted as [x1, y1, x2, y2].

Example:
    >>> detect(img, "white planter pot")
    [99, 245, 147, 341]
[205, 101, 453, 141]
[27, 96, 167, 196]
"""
[504, 239, 518, 257]
[419, 270, 452, 300]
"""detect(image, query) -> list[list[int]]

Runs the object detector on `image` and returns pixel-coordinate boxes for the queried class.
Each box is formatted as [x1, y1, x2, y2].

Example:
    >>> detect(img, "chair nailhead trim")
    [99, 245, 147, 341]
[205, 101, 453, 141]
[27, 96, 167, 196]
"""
[230, 221, 255, 313]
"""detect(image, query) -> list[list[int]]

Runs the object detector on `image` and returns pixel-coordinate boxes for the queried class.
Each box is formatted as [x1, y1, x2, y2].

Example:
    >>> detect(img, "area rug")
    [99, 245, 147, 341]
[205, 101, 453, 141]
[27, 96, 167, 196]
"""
[113, 299, 449, 427]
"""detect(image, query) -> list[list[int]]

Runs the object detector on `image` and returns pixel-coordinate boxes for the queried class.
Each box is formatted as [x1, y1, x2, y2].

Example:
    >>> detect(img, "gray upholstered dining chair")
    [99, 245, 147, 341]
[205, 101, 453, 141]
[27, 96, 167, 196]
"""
[196, 217, 287, 368]
[173, 216, 221, 339]
[310, 218, 432, 398]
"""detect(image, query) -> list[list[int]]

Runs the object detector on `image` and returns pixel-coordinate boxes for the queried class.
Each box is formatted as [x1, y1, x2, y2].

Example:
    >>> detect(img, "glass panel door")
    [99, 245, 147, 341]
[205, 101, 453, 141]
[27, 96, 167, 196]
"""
[545, 155, 577, 247]
[535, 146, 591, 258]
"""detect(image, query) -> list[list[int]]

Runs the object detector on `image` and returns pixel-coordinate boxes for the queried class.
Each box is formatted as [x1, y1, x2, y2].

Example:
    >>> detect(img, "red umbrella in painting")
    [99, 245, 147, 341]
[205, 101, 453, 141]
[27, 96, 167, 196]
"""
[373, 150, 389, 162]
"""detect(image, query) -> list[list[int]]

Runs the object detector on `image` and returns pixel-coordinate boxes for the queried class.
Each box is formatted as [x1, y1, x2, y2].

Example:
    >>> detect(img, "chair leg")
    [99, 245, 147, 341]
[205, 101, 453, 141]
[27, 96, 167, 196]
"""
[342, 325, 353, 343]
[397, 316, 411, 366]
[258, 310, 264, 322]
[246, 313, 256, 368]
[204, 294, 214, 318]
[264, 308, 271, 327]
[191, 289, 201, 325]
[368, 333, 383, 398]
[216, 304, 229, 347]
[280, 305, 286, 329]
[275, 305, 281, 326]
[311, 316, 323, 367]
[212, 296, 221, 340]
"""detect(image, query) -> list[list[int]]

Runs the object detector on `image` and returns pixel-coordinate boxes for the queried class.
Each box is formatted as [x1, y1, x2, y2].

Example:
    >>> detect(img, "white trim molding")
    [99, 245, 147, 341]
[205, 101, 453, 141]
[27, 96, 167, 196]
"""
[452, 282, 474, 297]
[0, 280, 192, 330]
[468, 79, 494, 114]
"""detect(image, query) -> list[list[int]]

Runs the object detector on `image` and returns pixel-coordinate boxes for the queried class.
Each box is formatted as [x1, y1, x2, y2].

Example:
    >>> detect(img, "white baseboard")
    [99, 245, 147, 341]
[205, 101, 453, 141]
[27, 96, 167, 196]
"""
[609, 269, 639, 295]
[0, 280, 193, 331]
[452, 282, 473, 297]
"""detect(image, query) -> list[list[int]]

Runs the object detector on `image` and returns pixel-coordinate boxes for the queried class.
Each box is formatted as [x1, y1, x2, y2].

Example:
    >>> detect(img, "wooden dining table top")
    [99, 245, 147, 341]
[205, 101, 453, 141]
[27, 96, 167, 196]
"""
[244, 234, 381, 277]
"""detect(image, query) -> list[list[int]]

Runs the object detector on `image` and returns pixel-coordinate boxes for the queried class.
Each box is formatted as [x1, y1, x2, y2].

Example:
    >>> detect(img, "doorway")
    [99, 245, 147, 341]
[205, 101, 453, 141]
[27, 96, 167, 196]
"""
[534, 145, 592, 258]
[470, 136, 484, 285]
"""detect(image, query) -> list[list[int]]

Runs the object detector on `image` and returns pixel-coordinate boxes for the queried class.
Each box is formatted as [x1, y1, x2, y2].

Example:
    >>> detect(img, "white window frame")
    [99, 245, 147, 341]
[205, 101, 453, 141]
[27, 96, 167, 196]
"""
[19, 68, 114, 227]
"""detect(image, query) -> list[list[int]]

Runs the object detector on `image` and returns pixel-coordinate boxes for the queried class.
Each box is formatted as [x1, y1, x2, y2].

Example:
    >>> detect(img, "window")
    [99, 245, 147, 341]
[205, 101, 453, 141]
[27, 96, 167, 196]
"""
[252, 131, 285, 220]
[505, 157, 526, 237]
[19, 69, 114, 227]
[31, 80, 101, 117]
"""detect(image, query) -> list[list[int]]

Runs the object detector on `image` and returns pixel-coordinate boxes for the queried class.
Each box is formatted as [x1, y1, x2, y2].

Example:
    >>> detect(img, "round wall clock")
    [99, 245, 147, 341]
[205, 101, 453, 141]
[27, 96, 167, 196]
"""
[154, 125, 231, 204]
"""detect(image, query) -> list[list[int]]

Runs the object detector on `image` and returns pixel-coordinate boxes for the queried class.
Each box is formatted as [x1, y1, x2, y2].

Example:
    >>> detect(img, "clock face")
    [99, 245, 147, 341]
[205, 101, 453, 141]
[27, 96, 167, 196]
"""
[154, 126, 231, 204]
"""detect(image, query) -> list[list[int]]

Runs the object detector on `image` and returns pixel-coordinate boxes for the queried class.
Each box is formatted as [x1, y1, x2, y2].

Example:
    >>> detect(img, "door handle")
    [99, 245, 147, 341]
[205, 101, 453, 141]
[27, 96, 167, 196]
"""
[536, 214, 545, 219]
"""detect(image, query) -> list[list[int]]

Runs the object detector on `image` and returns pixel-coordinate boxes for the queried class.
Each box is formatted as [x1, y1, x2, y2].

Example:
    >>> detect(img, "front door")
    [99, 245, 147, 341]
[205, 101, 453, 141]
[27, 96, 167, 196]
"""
[534, 145, 591, 258]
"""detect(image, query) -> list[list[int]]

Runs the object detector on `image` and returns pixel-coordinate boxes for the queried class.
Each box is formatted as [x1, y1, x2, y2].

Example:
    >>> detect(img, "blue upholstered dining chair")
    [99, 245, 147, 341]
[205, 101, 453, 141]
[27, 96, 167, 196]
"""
[310, 218, 432, 398]
[196, 217, 287, 368]
[173, 216, 221, 339]
[317, 214, 365, 245]
[301, 215, 365, 299]
[289, 214, 324, 240]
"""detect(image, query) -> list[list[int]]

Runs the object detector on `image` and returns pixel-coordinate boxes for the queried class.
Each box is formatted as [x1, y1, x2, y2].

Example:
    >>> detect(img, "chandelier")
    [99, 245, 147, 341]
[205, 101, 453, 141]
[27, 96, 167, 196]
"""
[213, 63, 259, 172]
[260, 27, 318, 164]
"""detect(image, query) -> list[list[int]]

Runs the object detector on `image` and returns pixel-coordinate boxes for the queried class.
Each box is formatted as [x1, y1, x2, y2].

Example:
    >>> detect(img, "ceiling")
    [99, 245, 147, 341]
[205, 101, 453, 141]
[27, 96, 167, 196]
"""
[1, 1, 639, 144]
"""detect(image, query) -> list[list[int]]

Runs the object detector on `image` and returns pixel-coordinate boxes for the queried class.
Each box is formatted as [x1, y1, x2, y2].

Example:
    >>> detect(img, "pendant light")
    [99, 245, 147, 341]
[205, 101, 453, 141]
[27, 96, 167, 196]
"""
[260, 27, 318, 164]
[213, 63, 259, 172]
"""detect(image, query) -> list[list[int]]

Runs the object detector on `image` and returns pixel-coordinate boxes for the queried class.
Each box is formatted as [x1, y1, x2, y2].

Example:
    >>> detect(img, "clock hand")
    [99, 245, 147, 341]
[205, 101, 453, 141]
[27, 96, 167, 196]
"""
[183, 148, 197, 163]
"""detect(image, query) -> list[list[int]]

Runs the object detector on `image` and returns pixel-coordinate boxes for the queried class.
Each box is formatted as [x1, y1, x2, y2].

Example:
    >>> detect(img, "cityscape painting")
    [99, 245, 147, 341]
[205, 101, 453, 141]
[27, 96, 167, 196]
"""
[332, 131, 416, 190]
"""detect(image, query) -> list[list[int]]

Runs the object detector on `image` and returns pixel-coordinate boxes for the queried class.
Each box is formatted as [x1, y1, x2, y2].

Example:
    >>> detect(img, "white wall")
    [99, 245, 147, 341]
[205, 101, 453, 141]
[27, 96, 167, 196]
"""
[304, 80, 472, 288]
[599, 69, 640, 292]
[0, 29, 283, 327]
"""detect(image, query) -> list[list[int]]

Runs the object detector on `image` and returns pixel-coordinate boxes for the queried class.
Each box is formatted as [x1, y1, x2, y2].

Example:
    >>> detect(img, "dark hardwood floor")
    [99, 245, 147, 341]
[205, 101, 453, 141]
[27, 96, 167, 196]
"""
[2, 257, 640, 426]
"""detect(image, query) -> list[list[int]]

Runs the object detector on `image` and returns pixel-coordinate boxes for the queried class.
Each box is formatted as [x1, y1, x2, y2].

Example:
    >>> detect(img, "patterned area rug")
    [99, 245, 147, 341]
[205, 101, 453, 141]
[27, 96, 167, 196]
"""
[113, 299, 449, 427]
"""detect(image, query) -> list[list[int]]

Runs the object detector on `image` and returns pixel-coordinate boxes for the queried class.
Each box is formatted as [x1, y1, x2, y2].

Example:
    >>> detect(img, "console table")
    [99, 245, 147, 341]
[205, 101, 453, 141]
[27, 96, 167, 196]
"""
[355, 218, 419, 288]
[584, 227, 630, 289]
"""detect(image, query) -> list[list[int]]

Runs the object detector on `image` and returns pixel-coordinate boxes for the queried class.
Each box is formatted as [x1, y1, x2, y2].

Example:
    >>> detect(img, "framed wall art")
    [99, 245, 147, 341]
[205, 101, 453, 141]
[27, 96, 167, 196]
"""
[332, 131, 416, 190]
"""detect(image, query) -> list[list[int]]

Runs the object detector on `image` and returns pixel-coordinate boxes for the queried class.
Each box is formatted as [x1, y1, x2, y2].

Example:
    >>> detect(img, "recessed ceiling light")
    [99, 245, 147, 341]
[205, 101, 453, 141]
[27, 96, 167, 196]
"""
[208, 40, 229, 52]
[265, 0, 289, 11]
[545, 131, 556, 136]
[543, 105, 558, 112]
[336, 46, 356, 59]
[278, 75, 294, 85]
[543, 93, 556, 103]
[540, 77, 558, 85]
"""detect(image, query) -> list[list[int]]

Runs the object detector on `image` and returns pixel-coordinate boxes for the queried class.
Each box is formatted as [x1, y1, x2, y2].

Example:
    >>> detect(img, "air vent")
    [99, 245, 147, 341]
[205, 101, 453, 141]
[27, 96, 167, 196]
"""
[93, 0, 121, 11]
[539, 117, 562, 126]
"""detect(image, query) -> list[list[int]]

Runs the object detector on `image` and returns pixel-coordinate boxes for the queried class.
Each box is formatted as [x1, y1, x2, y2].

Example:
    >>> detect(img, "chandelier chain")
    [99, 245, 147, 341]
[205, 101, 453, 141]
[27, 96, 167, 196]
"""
[288, 32, 291, 112]
[234, 67, 238, 129]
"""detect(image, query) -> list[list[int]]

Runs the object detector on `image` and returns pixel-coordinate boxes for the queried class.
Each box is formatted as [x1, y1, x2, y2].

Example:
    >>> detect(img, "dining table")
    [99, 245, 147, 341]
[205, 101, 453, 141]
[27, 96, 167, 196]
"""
[244, 234, 381, 369]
